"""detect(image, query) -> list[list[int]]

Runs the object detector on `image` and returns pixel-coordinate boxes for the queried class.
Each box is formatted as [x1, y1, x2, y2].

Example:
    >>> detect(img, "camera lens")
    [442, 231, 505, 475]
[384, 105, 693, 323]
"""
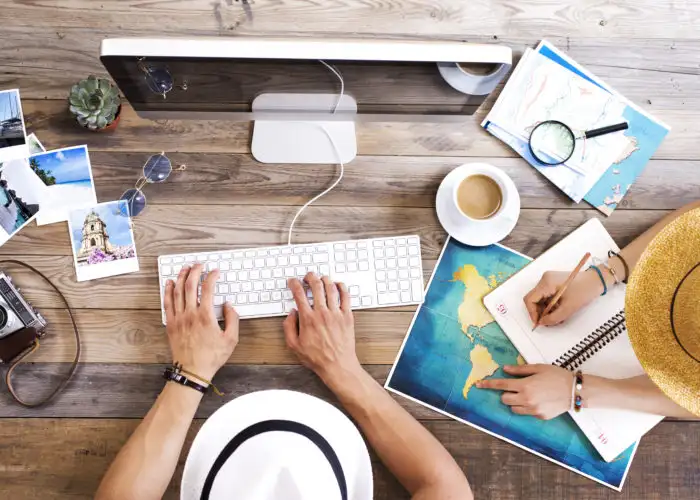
[0, 305, 8, 330]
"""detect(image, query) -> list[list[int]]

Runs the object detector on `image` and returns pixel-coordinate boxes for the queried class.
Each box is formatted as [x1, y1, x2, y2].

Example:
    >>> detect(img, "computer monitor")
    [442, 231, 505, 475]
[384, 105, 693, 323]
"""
[101, 38, 512, 163]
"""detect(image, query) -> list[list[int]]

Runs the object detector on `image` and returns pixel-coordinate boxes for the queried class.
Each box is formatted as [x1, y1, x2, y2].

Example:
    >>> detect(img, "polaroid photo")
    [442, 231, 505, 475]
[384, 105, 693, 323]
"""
[68, 200, 139, 282]
[34, 145, 97, 226]
[27, 133, 46, 155]
[0, 158, 50, 246]
[0, 89, 29, 162]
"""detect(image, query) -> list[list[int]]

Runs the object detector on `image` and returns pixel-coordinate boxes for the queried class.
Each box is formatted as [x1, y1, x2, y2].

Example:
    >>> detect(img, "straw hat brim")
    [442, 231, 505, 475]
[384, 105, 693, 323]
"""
[625, 208, 700, 416]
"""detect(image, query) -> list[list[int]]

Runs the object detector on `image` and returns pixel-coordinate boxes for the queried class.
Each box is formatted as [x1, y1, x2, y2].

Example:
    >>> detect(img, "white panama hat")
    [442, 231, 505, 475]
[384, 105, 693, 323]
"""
[181, 390, 374, 500]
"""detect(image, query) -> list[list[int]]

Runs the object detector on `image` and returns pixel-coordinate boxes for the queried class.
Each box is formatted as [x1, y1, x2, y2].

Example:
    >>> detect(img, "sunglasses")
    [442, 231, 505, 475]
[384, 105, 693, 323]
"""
[119, 153, 185, 217]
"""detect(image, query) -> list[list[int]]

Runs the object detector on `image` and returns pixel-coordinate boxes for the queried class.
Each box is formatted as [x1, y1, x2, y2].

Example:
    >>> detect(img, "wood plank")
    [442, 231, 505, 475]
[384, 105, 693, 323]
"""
[26, 151, 700, 210]
[1, 418, 698, 499]
[31, 309, 412, 365]
[22, 100, 698, 160]
[0, 209, 670, 309]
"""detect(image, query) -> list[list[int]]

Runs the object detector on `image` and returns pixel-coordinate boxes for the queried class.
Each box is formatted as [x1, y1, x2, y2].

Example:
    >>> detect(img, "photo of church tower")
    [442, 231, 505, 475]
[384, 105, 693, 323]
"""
[76, 209, 114, 263]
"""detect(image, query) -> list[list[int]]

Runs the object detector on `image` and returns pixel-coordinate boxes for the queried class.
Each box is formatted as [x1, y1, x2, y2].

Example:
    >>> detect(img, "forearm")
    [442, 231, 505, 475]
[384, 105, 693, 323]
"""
[583, 375, 696, 418]
[607, 201, 700, 282]
[326, 367, 472, 500]
[95, 382, 203, 500]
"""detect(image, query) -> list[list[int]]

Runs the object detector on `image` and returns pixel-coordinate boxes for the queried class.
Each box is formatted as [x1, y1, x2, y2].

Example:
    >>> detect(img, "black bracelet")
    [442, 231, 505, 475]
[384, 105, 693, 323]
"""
[163, 366, 208, 394]
[608, 250, 630, 284]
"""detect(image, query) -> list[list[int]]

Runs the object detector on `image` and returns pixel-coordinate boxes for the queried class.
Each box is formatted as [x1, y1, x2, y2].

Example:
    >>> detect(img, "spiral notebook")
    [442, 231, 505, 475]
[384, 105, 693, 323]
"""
[483, 219, 664, 462]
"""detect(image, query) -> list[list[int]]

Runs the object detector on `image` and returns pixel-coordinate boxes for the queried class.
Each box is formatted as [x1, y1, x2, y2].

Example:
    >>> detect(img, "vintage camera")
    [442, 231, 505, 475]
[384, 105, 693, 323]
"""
[0, 272, 47, 364]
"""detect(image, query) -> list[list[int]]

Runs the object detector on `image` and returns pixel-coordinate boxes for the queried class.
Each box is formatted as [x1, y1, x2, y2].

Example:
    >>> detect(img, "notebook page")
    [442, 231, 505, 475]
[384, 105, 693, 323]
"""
[483, 218, 663, 461]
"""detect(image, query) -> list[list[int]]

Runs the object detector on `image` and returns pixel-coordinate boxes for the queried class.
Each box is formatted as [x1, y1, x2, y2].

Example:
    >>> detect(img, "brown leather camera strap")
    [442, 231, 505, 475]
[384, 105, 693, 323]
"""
[0, 260, 81, 408]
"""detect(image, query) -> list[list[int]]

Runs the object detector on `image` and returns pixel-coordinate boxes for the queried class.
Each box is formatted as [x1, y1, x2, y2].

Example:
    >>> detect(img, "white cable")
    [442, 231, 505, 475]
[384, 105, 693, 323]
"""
[318, 59, 345, 113]
[286, 61, 346, 246]
[287, 125, 344, 246]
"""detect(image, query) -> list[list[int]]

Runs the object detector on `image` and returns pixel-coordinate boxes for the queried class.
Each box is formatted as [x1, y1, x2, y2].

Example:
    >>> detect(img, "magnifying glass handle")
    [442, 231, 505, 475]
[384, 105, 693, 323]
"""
[584, 122, 629, 139]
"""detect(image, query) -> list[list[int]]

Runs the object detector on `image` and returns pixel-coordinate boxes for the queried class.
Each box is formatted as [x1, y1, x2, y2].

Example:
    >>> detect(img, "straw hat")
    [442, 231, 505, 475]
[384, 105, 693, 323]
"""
[180, 390, 373, 500]
[626, 208, 700, 416]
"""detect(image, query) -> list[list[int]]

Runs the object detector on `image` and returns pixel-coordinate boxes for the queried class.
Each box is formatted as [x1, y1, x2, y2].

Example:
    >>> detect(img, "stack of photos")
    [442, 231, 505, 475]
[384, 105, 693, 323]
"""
[0, 89, 29, 162]
[68, 200, 140, 282]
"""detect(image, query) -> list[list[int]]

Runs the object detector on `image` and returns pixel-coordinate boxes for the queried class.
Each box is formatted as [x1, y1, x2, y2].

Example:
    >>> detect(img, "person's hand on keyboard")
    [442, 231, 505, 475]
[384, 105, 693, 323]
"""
[283, 272, 363, 390]
[163, 263, 240, 380]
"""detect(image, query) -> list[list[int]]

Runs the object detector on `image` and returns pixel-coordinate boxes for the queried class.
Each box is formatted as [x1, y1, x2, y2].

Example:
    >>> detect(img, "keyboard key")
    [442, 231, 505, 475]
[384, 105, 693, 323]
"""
[173, 265, 183, 274]
[283, 290, 293, 300]
[230, 283, 241, 293]
[276, 279, 287, 289]
[387, 259, 397, 268]
[243, 259, 254, 269]
[313, 253, 329, 263]
[347, 262, 358, 272]
[347, 250, 357, 261]
[335, 263, 346, 273]
[248, 292, 259, 302]
[245, 251, 256, 258]
[256, 249, 268, 257]
[161, 265, 172, 275]
[241, 282, 253, 292]
[273, 268, 284, 278]
[316, 245, 327, 252]
[266, 257, 276, 267]
[320, 265, 330, 275]
[397, 238, 407, 245]
[388, 282, 399, 292]
[250, 270, 261, 280]
[231, 261, 242, 270]
[236, 302, 284, 317]
[335, 252, 345, 262]
[385, 247, 396, 257]
[349, 286, 360, 296]
[388, 270, 398, 281]
[408, 236, 419, 245]
[270, 248, 280, 255]
[233, 252, 244, 259]
[296, 266, 306, 276]
[346, 242, 356, 249]
[253, 281, 264, 291]
[219, 261, 230, 271]
[237, 295, 247, 304]
[161, 257, 173, 264]
[239, 270, 249, 281]
[358, 241, 368, 248]
[359, 261, 369, 271]
[376, 271, 386, 281]
[226, 272, 237, 282]
[284, 301, 296, 312]
[375, 260, 385, 270]
[265, 280, 275, 290]
[400, 291, 411, 303]
[400, 280, 410, 291]
[409, 256, 420, 267]
[278, 256, 289, 266]
[294, 247, 304, 254]
[334, 243, 345, 250]
[377, 282, 387, 292]
[208, 254, 219, 261]
[410, 268, 421, 279]
[373, 241, 383, 247]
[351, 297, 360, 307]
[373, 248, 384, 258]
[285, 267, 295, 277]
[385, 238, 395, 246]
[261, 292, 271, 302]
[226, 294, 236, 303]
[412, 280, 423, 301]
[398, 257, 408, 268]
[378, 292, 400, 305]
[272, 291, 282, 301]
[290, 255, 300, 265]
[361, 296, 372, 306]
[399, 269, 409, 279]
[282, 247, 292, 255]
[255, 258, 265, 268]
[262, 269, 272, 279]
[217, 284, 229, 294]
[173, 256, 184, 263]
[214, 296, 224, 306]
[358, 250, 368, 260]
[408, 246, 419, 256]
[397, 247, 407, 257]
[197, 255, 207, 262]
[301, 254, 312, 264]
[308, 265, 318, 274]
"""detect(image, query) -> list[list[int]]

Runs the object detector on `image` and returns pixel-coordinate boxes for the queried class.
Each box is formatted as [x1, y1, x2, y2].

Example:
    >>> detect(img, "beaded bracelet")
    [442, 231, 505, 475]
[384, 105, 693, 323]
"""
[573, 370, 584, 413]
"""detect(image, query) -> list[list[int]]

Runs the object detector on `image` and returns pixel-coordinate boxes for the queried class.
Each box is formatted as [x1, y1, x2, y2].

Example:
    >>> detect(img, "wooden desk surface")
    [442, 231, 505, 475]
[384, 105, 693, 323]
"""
[1, 1, 699, 498]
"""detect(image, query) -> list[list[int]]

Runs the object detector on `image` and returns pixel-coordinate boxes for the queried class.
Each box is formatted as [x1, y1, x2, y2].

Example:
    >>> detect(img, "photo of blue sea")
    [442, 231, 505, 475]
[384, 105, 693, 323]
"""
[386, 239, 635, 490]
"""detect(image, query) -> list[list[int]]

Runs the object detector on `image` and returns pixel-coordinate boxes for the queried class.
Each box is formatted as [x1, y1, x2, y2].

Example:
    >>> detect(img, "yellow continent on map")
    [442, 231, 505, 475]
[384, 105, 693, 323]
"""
[462, 344, 499, 399]
[451, 264, 495, 335]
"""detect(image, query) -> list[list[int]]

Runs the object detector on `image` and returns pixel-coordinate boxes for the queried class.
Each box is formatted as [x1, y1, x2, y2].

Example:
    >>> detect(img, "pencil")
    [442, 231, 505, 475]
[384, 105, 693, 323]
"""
[532, 251, 591, 331]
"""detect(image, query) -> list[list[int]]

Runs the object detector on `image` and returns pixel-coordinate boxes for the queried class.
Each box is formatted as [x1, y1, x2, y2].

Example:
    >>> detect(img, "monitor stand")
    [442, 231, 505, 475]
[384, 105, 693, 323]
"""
[251, 93, 357, 164]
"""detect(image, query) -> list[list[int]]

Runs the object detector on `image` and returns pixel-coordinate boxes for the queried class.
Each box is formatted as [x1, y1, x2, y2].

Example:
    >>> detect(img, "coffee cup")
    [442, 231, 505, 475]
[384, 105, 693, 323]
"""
[451, 166, 508, 223]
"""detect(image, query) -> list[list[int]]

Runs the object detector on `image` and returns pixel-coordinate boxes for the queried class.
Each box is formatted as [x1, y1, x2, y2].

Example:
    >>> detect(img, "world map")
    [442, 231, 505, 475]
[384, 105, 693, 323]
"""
[386, 239, 635, 490]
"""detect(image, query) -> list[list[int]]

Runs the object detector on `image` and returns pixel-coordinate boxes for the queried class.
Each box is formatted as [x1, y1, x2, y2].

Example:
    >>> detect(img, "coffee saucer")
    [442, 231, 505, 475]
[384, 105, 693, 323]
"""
[436, 163, 520, 247]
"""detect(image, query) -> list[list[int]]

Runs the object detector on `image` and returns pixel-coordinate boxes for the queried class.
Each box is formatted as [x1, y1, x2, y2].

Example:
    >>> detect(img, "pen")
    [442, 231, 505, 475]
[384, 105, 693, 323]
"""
[532, 252, 591, 331]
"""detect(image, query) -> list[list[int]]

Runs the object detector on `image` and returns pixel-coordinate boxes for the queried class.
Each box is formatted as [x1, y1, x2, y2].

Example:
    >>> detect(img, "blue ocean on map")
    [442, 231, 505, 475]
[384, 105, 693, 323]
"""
[387, 239, 635, 489]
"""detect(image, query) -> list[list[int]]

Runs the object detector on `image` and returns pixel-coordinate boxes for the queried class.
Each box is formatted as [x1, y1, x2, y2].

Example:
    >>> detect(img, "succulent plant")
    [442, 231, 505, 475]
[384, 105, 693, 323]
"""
[69, 76, 121, 130]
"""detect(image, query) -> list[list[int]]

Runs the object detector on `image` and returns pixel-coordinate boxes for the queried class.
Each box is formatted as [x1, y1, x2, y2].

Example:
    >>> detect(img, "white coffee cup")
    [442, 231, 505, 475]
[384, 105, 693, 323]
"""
[451, 163, 511, 223]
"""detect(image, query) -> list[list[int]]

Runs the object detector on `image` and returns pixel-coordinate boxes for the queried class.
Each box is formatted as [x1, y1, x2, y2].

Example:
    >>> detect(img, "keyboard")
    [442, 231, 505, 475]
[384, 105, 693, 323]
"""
[157, 235, 424, 323]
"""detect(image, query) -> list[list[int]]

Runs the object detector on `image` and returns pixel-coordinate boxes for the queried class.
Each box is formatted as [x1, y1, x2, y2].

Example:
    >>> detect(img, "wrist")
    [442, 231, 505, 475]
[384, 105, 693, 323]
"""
[319, 360, 367, 398]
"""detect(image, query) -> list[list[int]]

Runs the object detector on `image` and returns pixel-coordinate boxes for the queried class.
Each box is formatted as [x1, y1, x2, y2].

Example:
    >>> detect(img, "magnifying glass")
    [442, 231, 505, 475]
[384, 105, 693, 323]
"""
[528, 120, 629, 166]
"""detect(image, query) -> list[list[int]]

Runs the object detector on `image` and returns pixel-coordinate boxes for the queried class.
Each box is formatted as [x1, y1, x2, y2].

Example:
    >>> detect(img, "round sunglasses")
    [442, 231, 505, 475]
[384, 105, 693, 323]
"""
[119, 153, 185, 217]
